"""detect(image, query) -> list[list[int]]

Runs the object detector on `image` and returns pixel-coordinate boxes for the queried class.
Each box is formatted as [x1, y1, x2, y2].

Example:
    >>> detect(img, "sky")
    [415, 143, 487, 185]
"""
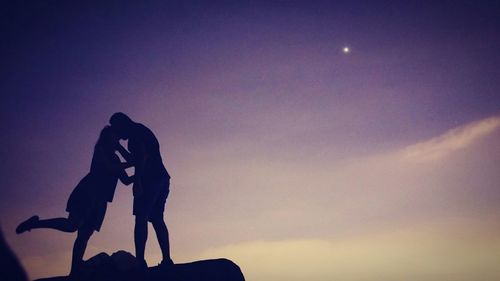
[1, 1, 500, 280]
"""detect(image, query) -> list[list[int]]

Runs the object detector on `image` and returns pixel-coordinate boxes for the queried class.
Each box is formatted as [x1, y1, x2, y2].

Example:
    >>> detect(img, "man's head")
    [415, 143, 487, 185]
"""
[109, 112, 133, 140]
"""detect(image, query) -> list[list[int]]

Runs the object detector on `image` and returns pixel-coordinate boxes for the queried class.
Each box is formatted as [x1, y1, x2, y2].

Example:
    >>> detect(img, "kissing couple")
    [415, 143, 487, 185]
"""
[16, 112, 173, 275]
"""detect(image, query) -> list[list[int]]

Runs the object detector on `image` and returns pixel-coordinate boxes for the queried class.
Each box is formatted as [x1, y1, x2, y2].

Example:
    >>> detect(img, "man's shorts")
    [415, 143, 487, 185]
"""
[133, 177, 170, 222]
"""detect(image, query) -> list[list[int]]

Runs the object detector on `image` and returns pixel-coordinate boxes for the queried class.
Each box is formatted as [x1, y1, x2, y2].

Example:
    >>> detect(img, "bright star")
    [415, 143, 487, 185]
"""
[343, 46, 350, 54]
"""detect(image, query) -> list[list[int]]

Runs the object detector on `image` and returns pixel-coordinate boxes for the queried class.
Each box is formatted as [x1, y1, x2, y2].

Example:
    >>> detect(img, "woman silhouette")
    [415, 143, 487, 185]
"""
[16, 126, 134, 275]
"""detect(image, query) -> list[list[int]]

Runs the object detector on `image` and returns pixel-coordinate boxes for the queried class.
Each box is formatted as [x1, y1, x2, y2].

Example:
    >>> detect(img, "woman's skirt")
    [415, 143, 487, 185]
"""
[66, 174, 107, 232]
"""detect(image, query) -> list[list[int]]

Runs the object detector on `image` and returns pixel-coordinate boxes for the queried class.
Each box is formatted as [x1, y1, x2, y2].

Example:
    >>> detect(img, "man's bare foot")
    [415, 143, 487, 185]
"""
[159, 258, 174, 268]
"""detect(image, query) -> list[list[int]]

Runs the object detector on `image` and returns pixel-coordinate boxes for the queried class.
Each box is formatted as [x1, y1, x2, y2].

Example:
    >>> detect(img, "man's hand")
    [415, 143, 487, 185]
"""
[133, 181, 144, 197]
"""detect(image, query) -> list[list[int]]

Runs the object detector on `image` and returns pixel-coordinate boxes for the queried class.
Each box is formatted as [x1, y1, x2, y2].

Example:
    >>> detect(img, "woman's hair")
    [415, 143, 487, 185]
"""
[95, 125, 115, 151]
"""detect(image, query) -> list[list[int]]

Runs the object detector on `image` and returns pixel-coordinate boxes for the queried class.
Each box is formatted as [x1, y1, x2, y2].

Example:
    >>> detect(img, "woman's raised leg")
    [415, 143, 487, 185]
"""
[16, 213, 80, 234]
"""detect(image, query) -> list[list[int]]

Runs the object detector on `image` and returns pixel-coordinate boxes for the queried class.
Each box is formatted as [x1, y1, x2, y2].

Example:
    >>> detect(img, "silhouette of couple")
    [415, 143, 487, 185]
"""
[16, 113, 173, 275]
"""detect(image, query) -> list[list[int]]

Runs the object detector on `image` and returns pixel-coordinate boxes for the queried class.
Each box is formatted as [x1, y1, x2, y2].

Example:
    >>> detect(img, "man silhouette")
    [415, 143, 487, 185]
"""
[109, 112, 173, 268]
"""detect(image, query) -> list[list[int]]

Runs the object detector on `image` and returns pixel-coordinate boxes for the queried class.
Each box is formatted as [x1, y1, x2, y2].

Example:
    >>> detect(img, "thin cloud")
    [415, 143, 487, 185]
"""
[401, 116, 500, 162]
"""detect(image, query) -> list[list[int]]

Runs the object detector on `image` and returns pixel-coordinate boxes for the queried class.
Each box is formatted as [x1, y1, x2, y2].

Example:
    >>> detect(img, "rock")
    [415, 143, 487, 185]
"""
[35, 251, 245, 281]
[149, 258, 245, 281]
[110, 251, 140, 272]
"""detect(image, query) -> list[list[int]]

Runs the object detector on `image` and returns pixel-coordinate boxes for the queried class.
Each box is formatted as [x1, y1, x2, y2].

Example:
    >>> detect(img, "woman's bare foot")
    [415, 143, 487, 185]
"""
[16, 216, 39, 234]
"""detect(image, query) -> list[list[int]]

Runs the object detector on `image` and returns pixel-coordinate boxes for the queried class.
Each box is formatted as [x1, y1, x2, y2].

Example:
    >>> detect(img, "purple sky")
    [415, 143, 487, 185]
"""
[2, 1, 500, 280]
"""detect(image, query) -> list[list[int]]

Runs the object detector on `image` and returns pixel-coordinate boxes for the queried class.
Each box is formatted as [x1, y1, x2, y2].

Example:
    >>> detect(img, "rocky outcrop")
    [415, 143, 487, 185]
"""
[35, 251, 245, 281]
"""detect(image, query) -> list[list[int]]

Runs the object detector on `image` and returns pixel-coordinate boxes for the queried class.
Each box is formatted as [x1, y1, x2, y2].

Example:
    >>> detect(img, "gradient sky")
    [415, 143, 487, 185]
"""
[2, 1, 500, 280]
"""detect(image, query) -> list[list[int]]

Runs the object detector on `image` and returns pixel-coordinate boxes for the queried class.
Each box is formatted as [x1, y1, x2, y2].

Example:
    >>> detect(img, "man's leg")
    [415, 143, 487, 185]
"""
[150, 183, 172, 265]
[134, 215, 148, 264]
[151, 218, 172, 264]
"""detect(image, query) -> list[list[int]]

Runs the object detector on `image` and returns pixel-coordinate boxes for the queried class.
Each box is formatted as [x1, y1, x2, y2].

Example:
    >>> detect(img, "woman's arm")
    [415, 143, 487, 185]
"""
[120, 161, 134, 170]
[103, 157, 131, 175]
[116, 144, 135, 164]
[100, 148, 133, 175]
[119, 170, 135, 186]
